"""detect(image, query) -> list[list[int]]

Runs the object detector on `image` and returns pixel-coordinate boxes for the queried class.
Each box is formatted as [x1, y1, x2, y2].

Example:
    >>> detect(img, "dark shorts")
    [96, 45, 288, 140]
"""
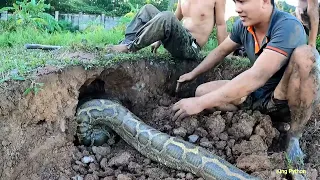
[239, 90, 291, 123]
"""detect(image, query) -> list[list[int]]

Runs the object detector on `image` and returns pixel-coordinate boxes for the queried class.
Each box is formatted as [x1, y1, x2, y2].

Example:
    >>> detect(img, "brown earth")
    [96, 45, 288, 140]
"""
[0, 55, 318, 180]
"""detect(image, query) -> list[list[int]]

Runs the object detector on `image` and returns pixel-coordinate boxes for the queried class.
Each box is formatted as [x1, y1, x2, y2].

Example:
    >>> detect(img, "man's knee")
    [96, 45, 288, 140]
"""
[195, 84, 207, 97]
[156, 11, 175, 20]
[141, 4, 158, 13]
[291, 45, 319, 70]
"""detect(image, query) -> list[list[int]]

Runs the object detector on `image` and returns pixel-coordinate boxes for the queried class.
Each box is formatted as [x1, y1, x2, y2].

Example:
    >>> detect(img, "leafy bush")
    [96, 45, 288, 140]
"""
[0, 0, 60, 33]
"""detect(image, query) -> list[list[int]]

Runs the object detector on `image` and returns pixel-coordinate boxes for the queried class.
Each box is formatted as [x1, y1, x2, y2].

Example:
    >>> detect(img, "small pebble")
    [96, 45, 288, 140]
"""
[81, 156, 95, 164]
[71, 175, 83, 180]
[186, 173, 194, 180]
[188, 134, 199, 143]
[176, 172, 186, 178]
[173, 127, 187, 137]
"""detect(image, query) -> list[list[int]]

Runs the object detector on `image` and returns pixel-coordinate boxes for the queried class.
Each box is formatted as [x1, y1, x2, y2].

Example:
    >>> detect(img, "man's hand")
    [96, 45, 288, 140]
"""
[151, 41, 161, 54]
[172, 97, 204, 121]
[177, 71, 196, 83]
[175, 72, 197, 93]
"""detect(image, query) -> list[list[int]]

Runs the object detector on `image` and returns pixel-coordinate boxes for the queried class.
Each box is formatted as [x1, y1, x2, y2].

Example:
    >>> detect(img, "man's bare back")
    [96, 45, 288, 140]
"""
[107, 1, 227, 60]
[179, 0, 227, 47]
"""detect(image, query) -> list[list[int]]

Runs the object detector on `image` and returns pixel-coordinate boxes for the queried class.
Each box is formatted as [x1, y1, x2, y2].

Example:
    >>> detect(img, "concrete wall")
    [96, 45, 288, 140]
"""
[0, 11, 122, 31]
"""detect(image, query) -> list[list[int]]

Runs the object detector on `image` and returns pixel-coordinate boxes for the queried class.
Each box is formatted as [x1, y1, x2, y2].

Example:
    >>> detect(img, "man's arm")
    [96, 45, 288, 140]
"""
[307, 0, 319, 47]
[175, 0, 183, 21]
[215, 0, 228, 45]
[198, 49, 288, 109]
[189, 37, 239, 77]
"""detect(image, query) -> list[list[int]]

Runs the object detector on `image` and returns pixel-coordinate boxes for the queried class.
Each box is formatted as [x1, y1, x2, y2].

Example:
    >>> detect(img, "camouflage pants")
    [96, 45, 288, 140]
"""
[120, 4, 201, 60]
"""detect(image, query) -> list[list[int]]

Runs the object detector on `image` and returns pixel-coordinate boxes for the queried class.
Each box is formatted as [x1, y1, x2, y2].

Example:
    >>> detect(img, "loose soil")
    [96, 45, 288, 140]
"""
[0, 55, 318, 180]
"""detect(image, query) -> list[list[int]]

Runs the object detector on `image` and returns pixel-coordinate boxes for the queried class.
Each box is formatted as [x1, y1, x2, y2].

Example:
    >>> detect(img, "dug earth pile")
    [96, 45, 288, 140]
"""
[0, 56, 318, 180]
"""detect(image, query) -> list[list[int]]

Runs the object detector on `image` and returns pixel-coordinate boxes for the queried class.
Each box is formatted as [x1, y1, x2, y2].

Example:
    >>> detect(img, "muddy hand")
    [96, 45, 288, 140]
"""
[286, 137, 305, 169]
[175, 81, 181, 94]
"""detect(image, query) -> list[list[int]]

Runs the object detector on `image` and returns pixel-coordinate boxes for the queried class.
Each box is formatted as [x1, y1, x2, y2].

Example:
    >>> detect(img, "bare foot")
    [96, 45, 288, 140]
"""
[105, 44, 129, 53]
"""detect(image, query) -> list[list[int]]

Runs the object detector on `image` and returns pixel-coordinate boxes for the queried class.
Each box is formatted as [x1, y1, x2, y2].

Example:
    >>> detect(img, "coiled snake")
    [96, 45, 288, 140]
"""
[76, 99, 260, 180]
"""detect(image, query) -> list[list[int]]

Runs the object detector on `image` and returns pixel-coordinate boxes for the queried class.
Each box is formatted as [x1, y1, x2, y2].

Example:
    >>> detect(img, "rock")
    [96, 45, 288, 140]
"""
[186, 173, 194, 180]
[225, 112, 234, 122]
[226, 147, 232, 157]
[251, 170, 283, 180]
[84, 174, 99, 180]
[88, 163, 98, 173]
[107, 138, 116, 146]
[117, 174, 132, 180]
[72, 175, 84, 180]
[181, 117, 199, 134]
[219, 132, 228, 141]
[227, 139, 236, 148]
[236, 154, 271, 172]
[72, 165, 88, 175]
[204, 114, 226, 137]
[232, 135, 268, 155]
[176, 172, 186, 178]
[92, 146, 111, 156]
[164, 124, 173, 131]
[103, 176, 114, 180]
[75, 160, 87, 167]
[200, 141, 213, 148]
[258, 116, 278, 146]
[143, 158, 151, 165]
[173, 127, 187, 137]
[128, 161, 142, 173]
[188, 134, 199, 143]
[227, 115, 256, 140]
[108, 152, 131, 167]
[73, 151, 83, 161]
[215, 141, 227, 150]
[81, 156, 95, 164]
[269, 153, 286, 170]
[82, 150, 90, 156]
[145, 168, 170, 179]
[195, 127, 208, 137]
[305, 163, 318, 180]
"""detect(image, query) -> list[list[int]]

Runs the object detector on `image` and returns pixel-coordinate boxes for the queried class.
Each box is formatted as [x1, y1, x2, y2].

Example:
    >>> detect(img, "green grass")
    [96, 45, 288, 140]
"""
[0, 25, 125, 48]
[0, 22, 251, 84]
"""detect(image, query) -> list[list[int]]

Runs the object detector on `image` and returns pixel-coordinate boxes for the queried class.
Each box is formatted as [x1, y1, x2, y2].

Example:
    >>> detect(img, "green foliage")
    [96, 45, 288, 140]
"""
[0, 0, 60, 33]
[276, 1, 295, 13]
[23, 81, 44, 96]
[45, 0, 168, 16]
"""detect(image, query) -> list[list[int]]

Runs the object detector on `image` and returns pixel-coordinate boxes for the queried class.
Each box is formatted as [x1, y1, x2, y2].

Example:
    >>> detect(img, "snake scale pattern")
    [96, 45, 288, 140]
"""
[76, 99, 260, 180]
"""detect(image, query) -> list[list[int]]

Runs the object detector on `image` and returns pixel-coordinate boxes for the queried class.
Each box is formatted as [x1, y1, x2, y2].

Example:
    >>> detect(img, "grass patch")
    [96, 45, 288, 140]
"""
[0, 25, 125, 48]
[0, 22, 249, 84]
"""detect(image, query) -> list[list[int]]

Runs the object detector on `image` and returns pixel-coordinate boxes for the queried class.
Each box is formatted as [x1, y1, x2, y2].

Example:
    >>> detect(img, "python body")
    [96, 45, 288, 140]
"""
[76, 99, 259, 180]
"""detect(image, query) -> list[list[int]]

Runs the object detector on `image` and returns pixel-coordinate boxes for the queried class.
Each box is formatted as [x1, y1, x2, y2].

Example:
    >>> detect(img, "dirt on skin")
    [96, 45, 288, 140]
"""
[0, 57, 318, 180]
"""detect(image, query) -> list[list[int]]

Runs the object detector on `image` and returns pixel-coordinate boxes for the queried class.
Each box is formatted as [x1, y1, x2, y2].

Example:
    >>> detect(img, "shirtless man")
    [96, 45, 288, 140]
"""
[172, 0, 320, 172]
[295, 0, 319, 47]
[107, 0, 228, 60]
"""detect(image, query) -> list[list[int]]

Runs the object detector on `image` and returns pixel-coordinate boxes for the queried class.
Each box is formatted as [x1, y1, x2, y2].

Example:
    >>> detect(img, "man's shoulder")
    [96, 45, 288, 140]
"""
[232, 19, 246, 31]
[269, 9, 305, 35]
[272, 9, 302, 27]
